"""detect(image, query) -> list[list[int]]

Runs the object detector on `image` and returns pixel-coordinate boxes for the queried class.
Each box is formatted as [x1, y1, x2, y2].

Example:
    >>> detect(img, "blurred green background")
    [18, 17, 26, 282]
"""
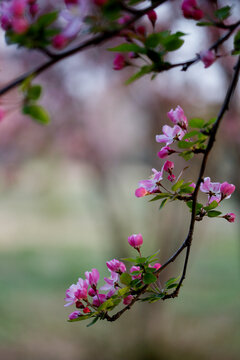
[0, 1, 240, 359]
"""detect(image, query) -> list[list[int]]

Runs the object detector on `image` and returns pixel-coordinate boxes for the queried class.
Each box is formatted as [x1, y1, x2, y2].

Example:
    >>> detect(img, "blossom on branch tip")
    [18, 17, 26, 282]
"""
[200, 177, 221, 203]
[147, 10, 157, 27]
[199, 50, 216, 68]
[181, 0, 204, 20]
[157, 146, 175, 159]
[128, 233, 143, 249]
[106, 259, 126, 274]
[69, 311, 81, 320]
[156, 125, 185, 146]
[85, 268, 100, 288]
[224, 213, 236, 223]
[64, 280, 88, 307]
[135, 168, 164, 197]
[167, 106, 188, 130]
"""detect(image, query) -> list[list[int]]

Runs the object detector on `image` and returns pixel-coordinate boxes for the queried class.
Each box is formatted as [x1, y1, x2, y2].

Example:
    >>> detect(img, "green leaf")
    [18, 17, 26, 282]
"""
[178, 140, 195, 149]
[165, 276, 179, 288]
[172, 180, 184, 192]
[182, 130, 199, 140]
[147, 250, 160, 262]
[197, 21, 213, 26]
[186, 201, 203, 212]
[86, 316, 99, 327]
[189, 118, 205, 128]
[179, 151, 194, 161]
[125, 65, 153, 85]
[179, 185, 194, 194]
[120, 273, 132, 286]
[149, 193, 171, 201]
[37, 11, 58, 27]
[27, 85, 42, 101]
[162, 35, 184, 51]
[159, 198, 168, 210]
[143, 272, 157, 285]
[145, 31, 170, 48]
[204, 200, 219, 211]
[234, 31, 240, 53]
[141, 293, 165, 303]
[207, 210, 222, 217]
[22, 104, 50, 125]
[135, 257, 147, 265]
[121, 257, 136, 262]
[118, 287, 130, 297]
[108, 43, 146, 54]
[214, 6, 231, 21]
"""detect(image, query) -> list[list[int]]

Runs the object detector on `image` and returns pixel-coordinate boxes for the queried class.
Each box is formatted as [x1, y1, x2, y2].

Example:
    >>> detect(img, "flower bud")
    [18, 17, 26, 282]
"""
[224, 213, 236, 223]
[220, 182, 235, 198]
[52, 34, 68, 50]
[199, 50, 216, 68]
[128, 233, 143, 249]
[106, 259, 126, 274]
[113, 54, 126, 71]
[123, 295, 133, 305]
[135, 187, 148, 198]
[181, 0, 204, 20]
[69, 311, 81, 320]
[147, 10, 157, 27]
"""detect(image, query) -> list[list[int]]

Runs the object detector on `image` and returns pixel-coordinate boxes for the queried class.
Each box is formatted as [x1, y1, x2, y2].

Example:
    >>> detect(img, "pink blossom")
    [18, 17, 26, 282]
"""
[69, 310, 81, 320]
[106, 259, 126, 274]
[100, 271, 119, 297]
[64, 281, 88, 307]
[220, 182, 235, 199]
[128, 233, 143, 249]
[92, 293, 107, 307]
[224, 213, 236, 223]
[200, 50, 216, 68]
[147, 10, 157, 27]
[88, 288, 97, 297]
[52, 34, 68, 49]
[113, 54, 126, 71]
[181, 0, 204, 20]
[85, 268, 100, 288]
[12, 17, 29, 33]
[149, 263, 161, 271]
[136, 168, 164, 196]
[130, 265, 141, 280]
[200, 177, 221, 203]
[163, 161, 174, 172]
[83, 307, 91, 314]
[157, 146, 175, 159]
[156, 125, 185, 146]
[167, 106, 188, 130]
[123, 295, 133, 305]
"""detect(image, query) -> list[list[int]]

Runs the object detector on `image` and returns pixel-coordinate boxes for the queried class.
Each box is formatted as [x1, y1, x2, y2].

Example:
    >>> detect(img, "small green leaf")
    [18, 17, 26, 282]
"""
[189, 118, 205, 128]
[178, 140, 196, 149]
[86, 316, 99, 327]
[121, 257, 136, 262]
[207, 210, 222, 217]
[143, 272, 157, 285]
[125, 65, 153, 85]
[179, 151, 194, 161]
[214, 6, 231, 21]
[22, 104, 50, 125]
[234, 31, 240, 53]
[27, 85, 42, 101]
[149, 193, 171, 201]
[182, 130, 199, 140]
[197, 21, 213, 27]
[159, 198, 168, 210]
[135, 257, 147, 265]
[204, 200, 219, 211]
[108, 43, 146, 54]
[120, 273, 132, 286]
[118, 287, 130, 297]
[172, 180, 184, 192]
[165, 276, 179, 287]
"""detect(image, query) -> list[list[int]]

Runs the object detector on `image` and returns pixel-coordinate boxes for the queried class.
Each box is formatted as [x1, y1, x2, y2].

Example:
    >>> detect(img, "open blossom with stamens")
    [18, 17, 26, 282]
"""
[135, 168, 164, 198]
[156, 125, 185, 146]
[106, 259, 126, 273]
[100, 271, 119, 297]
[200, 177, 221, 203]
[64, 279, 88, 307]
[167, 106, 188, 130]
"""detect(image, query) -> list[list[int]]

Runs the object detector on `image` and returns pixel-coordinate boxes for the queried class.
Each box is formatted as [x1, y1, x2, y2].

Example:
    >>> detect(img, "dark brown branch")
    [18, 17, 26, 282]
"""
[0, 0, 168, 96]
[105, 55, 240, 319]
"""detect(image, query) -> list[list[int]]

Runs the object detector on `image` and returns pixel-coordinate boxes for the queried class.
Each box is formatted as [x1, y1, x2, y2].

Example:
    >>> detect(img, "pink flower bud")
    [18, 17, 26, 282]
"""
[149, 263, 161, 271]
[224, 213, 236, 223]
[1, 15, 12, 30]
[83, 307, 91, 314]
[130, 265, 141, 279]
[52, 34, 68, 50]
[113, 54, 126, 71]
[136, 25, 146, 36]
[220, 182, 235, 198]
[157, 146, 174, 159]
[135, 187, 148, 198]
[128, 233, 143, 249]
[88, 288, 96, 297]
[181, 0, 204, 20]
[147, 10, 157, 27]
[199, 50, 216, 68]
[123, 295, 133, 305]
[69, 311, 81, 320]
[29, 3, 39, 17]
[11, 0, 26, 18]
[118, 15, 131, 25]
[163, 160, 174, 172]
[106, 259, 126, 274]
[12, 17, 29, 34]
[75, 301, 84, 309]
[168, 174, 176, 182]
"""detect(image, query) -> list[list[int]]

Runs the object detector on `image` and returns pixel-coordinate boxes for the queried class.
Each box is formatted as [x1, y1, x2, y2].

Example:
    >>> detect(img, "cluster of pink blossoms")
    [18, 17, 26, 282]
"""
[65, 233, 161, 320]
[135, 106, 236, 223]
[0, 0, 38, 34]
